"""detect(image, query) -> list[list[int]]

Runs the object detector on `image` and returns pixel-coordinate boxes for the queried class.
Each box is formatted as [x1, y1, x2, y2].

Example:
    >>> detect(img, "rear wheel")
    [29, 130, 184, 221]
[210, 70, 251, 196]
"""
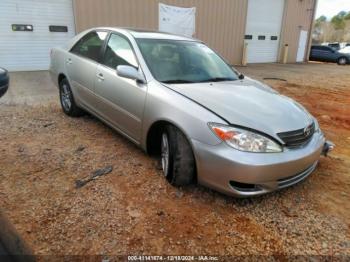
[59, 78, 84, 117]
[161, 125, 195, 186]
[337, 57, 348, 65]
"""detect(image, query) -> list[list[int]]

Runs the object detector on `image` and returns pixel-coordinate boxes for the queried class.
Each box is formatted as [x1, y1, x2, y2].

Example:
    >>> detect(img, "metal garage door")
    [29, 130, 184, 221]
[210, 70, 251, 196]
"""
[0, 0, 75, 72]
[244, 0, 285, 63]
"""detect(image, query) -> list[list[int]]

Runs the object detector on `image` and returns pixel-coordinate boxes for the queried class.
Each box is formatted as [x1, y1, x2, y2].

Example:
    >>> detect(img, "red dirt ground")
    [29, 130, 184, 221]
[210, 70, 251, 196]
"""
[0, 63, 349, 258]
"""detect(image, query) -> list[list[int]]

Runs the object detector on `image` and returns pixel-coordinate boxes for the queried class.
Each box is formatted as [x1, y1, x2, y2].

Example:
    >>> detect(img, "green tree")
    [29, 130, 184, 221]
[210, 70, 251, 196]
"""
[345, 12, 350, 20]
[338, 11, 347, 18]
[316, 15, 327, 22]
[331, 11, 347, 30]
[315, 15, 327, 30]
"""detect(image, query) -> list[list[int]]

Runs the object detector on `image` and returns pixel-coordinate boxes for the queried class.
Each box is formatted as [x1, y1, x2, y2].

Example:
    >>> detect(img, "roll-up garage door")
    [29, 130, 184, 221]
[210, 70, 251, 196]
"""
[0, 0, 75, 71]
[244, 0, 285, 63]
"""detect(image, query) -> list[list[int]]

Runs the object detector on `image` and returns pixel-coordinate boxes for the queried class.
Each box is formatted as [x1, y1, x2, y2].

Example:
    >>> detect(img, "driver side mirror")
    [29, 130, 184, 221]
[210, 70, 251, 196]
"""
[116, 65, 146, 84]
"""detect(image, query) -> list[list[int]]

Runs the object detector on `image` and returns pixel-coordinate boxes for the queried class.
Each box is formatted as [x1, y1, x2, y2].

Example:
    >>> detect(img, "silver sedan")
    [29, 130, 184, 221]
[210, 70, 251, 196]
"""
[50, 27, 333, 197]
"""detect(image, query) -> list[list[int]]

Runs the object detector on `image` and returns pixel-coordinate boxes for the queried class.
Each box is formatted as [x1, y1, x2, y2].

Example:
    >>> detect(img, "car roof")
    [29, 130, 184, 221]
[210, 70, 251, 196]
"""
[95, 27, 199, 41]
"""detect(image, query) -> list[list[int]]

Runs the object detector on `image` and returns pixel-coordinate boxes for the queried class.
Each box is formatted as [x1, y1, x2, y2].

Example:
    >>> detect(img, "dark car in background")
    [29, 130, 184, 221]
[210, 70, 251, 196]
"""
[0, 68, 9, 98]
[309, 45, 350, 65]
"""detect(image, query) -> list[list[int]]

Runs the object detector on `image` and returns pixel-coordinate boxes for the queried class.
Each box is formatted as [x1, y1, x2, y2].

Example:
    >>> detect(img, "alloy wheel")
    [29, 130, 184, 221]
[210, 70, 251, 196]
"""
[161, 133, 170, 177]
[61, 83, 72, 111]
[339, 58, 347, 65]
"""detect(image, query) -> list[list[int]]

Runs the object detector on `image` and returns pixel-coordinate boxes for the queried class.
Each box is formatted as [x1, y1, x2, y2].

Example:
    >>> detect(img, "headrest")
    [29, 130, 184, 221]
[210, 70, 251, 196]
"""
[158, 45, 176, 59]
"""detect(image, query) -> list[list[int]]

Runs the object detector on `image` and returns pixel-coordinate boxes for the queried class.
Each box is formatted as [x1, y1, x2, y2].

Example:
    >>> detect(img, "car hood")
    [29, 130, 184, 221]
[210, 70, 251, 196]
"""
[166, 77, 313, 140]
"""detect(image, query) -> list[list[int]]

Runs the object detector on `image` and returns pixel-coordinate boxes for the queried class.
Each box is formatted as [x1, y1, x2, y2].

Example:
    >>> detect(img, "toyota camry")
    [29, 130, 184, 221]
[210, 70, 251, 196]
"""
[50, 28, 333, 197]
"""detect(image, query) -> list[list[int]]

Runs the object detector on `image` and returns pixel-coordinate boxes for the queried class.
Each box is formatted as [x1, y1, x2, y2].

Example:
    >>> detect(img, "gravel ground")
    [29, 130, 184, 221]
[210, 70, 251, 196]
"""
[0, 63, 349, 258]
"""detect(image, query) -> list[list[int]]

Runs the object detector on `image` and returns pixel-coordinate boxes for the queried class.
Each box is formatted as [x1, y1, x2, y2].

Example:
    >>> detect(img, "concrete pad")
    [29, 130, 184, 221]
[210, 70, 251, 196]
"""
[1, 71, 58, 106]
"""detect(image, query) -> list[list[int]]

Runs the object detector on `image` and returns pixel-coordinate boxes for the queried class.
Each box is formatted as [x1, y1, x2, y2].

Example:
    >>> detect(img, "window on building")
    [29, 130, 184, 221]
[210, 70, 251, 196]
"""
[244, 35, 253, 40]
[12, 24, 33, 32]
[258, 35, 266, 40]
[271, 36, 278, 40]
[102, 34, 138, 69]
[71, 31, 108, 62]
[49, 26, 68, 32]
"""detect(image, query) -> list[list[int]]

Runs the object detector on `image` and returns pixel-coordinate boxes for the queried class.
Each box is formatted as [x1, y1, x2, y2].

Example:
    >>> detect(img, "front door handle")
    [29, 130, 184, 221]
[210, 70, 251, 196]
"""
[96, 73, 104, 81]
[66, 58, 72, 65]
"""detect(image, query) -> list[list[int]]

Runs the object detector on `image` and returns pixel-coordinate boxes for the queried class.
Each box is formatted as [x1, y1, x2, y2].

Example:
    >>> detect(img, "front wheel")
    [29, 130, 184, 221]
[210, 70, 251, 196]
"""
[59, 78, 84, 117]
[337, 57, 348, 65]
[161, 125, 196, 186]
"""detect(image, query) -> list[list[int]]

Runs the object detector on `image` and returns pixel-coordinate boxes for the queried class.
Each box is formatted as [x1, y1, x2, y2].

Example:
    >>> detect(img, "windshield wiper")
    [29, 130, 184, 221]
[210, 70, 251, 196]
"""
[161, 79, 195, 84]
[199, 77, 236, 83]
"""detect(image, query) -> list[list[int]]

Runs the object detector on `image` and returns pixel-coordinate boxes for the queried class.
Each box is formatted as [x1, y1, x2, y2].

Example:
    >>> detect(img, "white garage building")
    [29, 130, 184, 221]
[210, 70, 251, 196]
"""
[0, 0, 317, 72]
[245, 0, 285, 63]
[0, 0, 75, 71]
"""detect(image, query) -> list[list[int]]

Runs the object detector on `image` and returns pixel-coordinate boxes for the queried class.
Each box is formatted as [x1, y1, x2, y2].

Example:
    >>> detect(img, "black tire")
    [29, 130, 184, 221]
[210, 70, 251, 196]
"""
[337, 57, 348, 65]
[161, 125, 196, 186]
[59, 78, 84, 117]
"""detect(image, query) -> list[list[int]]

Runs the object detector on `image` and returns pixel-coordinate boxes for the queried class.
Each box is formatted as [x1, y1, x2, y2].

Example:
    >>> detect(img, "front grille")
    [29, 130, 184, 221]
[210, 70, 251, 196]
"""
[277, 122, 315, 148]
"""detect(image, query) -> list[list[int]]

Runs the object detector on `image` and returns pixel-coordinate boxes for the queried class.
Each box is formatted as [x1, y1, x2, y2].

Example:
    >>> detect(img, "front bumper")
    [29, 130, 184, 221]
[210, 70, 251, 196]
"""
[192, 131, 326, 197]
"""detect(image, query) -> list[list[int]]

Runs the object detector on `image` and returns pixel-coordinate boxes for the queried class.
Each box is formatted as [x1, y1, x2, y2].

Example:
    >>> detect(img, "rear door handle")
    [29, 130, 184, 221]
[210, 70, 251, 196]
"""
[96, 73, 104, 81]
[66, 58, 72, 65]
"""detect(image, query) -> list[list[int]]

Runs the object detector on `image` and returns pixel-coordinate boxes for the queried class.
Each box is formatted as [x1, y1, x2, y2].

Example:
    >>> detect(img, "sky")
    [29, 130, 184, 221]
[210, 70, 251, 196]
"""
[316, 0, 350, 19]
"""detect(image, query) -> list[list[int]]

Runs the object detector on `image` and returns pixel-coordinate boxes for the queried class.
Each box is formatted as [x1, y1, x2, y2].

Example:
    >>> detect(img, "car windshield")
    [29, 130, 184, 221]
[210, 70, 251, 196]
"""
[136, 39, 238, 83]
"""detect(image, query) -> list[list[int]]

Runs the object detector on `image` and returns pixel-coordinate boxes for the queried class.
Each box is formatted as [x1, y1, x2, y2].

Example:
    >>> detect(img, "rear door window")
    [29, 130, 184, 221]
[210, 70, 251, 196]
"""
[71, 31, 108, 62]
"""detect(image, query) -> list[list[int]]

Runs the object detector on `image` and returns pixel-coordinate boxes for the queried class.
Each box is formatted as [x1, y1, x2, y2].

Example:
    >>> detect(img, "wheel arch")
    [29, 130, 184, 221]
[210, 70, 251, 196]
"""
[337, 56, 349, 64]
[145, 119, 194, 157]
[58, 73, 67, 86]
[146, 119, 198, 183]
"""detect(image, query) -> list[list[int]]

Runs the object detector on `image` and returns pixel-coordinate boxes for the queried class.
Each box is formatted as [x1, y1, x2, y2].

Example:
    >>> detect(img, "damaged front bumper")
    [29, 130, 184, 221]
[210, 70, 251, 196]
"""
[193, 132, 334, 197]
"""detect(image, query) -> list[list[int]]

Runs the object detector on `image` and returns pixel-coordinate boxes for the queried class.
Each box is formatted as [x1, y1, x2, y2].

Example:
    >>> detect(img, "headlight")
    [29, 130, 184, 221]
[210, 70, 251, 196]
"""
[208, 123, 282, 153]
